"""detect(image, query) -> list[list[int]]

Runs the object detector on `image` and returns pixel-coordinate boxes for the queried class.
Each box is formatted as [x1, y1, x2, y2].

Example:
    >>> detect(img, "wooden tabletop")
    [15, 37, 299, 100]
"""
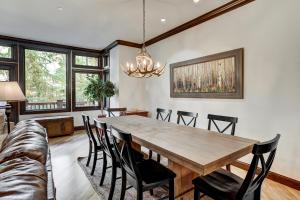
[100, 115, 257, 175]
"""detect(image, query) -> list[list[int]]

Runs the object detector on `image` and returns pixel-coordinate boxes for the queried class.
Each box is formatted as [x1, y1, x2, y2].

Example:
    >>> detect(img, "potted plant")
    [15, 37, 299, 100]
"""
[83, 76, 115, 117]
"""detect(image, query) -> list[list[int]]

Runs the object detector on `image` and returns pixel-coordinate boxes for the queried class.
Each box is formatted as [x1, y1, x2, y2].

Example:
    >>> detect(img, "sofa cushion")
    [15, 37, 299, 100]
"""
[15, 120, 45, 131]
[0, 157, 47, 200]
[6, 125, 47, 139]
[0, 132, 48, 164]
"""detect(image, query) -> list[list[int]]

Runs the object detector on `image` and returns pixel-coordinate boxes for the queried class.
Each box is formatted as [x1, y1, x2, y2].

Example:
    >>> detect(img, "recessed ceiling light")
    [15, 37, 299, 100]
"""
[193, 0, 200, 3]
[160, 18, 166, 23]
[57, 7, 63, 11]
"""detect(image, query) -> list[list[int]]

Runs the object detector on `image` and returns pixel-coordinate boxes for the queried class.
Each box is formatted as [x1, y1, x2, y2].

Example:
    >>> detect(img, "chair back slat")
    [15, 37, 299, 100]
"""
[105, 107, 127, 117]
[177, 111, 198, 127]
[207, 114, 238, 135]
[82, 114, 97, 145]
[156, 108, 172, 122]
[110, 126, 142, 181]
[94, 120, 115, 159]
[237, 134, 280, 199]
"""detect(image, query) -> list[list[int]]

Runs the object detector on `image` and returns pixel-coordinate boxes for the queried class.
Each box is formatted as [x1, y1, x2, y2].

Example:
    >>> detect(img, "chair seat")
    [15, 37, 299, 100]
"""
[138, 159, 176, 185]
[193, 168, 243, 200]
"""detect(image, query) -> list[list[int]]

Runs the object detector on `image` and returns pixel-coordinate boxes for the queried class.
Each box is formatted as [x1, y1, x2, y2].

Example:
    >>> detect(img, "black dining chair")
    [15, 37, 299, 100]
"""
[94, 120, 144, 200]
[207, 114, 238, 136]
[148, 108, 172, 162]
[94, 120, 117, 200]
[177, 110, 198, 127]
[110, 126, 176, 200]
[207, 114, 238, 171]
[156, 108, 172, 122]
[82, 114, 103, 175]
[105, 107, 127, 117]
[193, 134, 281, 200]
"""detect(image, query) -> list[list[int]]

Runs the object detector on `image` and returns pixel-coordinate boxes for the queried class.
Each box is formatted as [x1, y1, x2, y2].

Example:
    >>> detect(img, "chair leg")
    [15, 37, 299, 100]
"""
[99, 153, 107, 186]
[169, 179, 174, 200]
[157, 154, 161, 163]
[91, 147, 98, 175]
[226, 164, 231, 172]
[254, 186, 262, 199]
[150, 189, 154, 196]
[194, 188, 200, 200]
[108, 161, 117, 200]
[86, 141, 92, 166]
[149, 150, 153, 159]
[120, 168, 127, 200]
[137, 186, 143, 200]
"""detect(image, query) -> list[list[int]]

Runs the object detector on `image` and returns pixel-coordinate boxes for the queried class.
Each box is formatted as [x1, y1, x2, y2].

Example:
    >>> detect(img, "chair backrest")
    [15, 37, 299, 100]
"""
[237, 134, 281, 199]
[81, 114, 97, 145]
[105, 107, 127, 117]
[177, 111, 198, 127]
[156, 108, 172, 122]
[110, 126, 142, 182]
[94, 119, 115, 159]
[207, 114, 238, 135]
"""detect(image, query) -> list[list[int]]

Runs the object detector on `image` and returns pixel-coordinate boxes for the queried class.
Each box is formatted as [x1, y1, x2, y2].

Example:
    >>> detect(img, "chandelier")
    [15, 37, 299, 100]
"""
[122, 0, 165, 78]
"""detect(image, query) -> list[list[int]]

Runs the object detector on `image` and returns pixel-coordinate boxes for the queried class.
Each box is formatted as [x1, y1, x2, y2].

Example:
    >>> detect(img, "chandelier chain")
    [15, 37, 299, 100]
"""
[143, 0, 145, 45]
[122, 0, 165, 78]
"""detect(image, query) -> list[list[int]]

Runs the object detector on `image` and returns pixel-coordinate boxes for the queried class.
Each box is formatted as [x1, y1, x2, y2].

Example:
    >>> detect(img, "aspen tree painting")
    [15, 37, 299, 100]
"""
[170, 49, 243, 99]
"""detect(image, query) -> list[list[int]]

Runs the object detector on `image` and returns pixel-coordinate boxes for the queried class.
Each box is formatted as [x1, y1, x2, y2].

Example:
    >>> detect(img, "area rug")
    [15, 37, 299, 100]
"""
[77, 156, 168, 200]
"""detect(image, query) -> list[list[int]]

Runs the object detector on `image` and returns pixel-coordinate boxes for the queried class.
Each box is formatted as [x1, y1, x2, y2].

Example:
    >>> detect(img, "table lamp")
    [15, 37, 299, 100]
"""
[0, 81, 26, 133]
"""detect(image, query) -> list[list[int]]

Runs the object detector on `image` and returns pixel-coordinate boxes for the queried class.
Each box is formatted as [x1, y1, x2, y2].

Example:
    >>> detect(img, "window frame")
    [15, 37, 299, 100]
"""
[72, 50, 101, 69]
[0, 62, 18, 122]
[72, 69, 102, 111]
[19, 44, 71, 115]
[0, 40, 17, 62]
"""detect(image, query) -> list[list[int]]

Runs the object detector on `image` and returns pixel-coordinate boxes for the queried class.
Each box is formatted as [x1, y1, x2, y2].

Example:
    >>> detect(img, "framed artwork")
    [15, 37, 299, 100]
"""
[170, 48, 243, 99]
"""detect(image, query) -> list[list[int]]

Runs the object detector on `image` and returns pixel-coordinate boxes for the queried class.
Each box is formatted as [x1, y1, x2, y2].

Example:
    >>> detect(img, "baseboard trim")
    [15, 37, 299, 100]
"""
[232, 161, 300, 191]
[74, 126, 85, 131]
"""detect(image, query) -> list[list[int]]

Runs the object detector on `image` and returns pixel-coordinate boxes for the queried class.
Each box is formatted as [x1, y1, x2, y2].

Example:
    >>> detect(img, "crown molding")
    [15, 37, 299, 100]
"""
[103, 0, 255, 52]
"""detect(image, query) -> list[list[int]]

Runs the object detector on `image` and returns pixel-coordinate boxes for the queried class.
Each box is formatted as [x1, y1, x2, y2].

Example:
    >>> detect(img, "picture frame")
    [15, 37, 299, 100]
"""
[170, 48, 244, 99]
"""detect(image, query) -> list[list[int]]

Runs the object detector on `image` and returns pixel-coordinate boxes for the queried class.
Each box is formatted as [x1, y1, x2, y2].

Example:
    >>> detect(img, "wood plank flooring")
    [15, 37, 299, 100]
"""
[49, 131, 300, 200]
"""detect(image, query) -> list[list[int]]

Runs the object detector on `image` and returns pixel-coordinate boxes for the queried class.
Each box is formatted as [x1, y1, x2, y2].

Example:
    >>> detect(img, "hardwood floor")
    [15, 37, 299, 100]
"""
[49, 131, 300, 200]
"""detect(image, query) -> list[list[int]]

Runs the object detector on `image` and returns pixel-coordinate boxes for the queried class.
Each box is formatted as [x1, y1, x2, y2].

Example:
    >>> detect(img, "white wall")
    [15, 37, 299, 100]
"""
[109, 45, 146, 110]
[139, 0, 300, 180]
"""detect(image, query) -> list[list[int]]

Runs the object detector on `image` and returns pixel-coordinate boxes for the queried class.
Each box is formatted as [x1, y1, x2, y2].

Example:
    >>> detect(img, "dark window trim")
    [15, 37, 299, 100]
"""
[19, 44, 72, 115]
[0, 62, 19, 122]
[72, 50, 101, 69]
[0, 40, 17, 63]
[72, 69, 102, 111]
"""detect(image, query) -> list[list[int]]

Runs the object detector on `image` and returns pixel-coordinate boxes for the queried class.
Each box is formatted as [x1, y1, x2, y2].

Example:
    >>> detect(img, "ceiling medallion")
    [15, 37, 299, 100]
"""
[122, 0, 165, 78]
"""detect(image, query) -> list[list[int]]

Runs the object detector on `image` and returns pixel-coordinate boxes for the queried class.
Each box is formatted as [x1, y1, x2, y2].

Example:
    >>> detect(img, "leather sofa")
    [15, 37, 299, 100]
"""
[0, 120, 55, 200]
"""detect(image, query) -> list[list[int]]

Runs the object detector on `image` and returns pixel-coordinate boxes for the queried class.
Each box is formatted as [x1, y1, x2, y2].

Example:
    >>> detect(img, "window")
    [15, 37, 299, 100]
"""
[73, 70, 101, 110]
[72, 51, 101, 111]
[21, 47, 69, 113]
[0, 45, 12, 59]
[75, 55, 98, 66]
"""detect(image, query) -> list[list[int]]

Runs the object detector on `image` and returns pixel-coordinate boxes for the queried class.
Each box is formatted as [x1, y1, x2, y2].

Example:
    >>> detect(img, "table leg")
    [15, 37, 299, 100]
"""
[168, 160, 199, 200]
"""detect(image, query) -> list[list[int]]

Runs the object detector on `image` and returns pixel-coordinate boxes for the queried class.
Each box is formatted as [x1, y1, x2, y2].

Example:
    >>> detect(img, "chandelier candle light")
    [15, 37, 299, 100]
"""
[122, 0, 165, 78]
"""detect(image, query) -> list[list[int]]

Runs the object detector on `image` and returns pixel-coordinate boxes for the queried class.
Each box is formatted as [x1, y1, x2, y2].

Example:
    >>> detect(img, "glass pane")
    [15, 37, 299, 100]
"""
[75, 73, 99, 107]
[0, 69, 9, 107]
[0, 69, 9, 81]
[0, 46, 12, 59]
[25, 49, 67, 111]
[75, 55, 98, 66]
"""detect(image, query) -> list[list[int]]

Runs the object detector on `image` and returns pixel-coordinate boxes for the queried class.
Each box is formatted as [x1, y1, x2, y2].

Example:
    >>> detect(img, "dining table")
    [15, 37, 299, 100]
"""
[100, 115, 257, 199]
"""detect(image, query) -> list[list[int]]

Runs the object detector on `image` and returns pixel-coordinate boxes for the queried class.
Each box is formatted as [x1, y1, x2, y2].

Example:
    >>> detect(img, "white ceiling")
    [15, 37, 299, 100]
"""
[0, 0, 231, 50]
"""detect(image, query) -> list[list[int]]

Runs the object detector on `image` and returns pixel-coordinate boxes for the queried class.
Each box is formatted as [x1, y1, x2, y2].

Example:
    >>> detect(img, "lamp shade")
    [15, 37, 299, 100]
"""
[0, 81, 26, 102]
